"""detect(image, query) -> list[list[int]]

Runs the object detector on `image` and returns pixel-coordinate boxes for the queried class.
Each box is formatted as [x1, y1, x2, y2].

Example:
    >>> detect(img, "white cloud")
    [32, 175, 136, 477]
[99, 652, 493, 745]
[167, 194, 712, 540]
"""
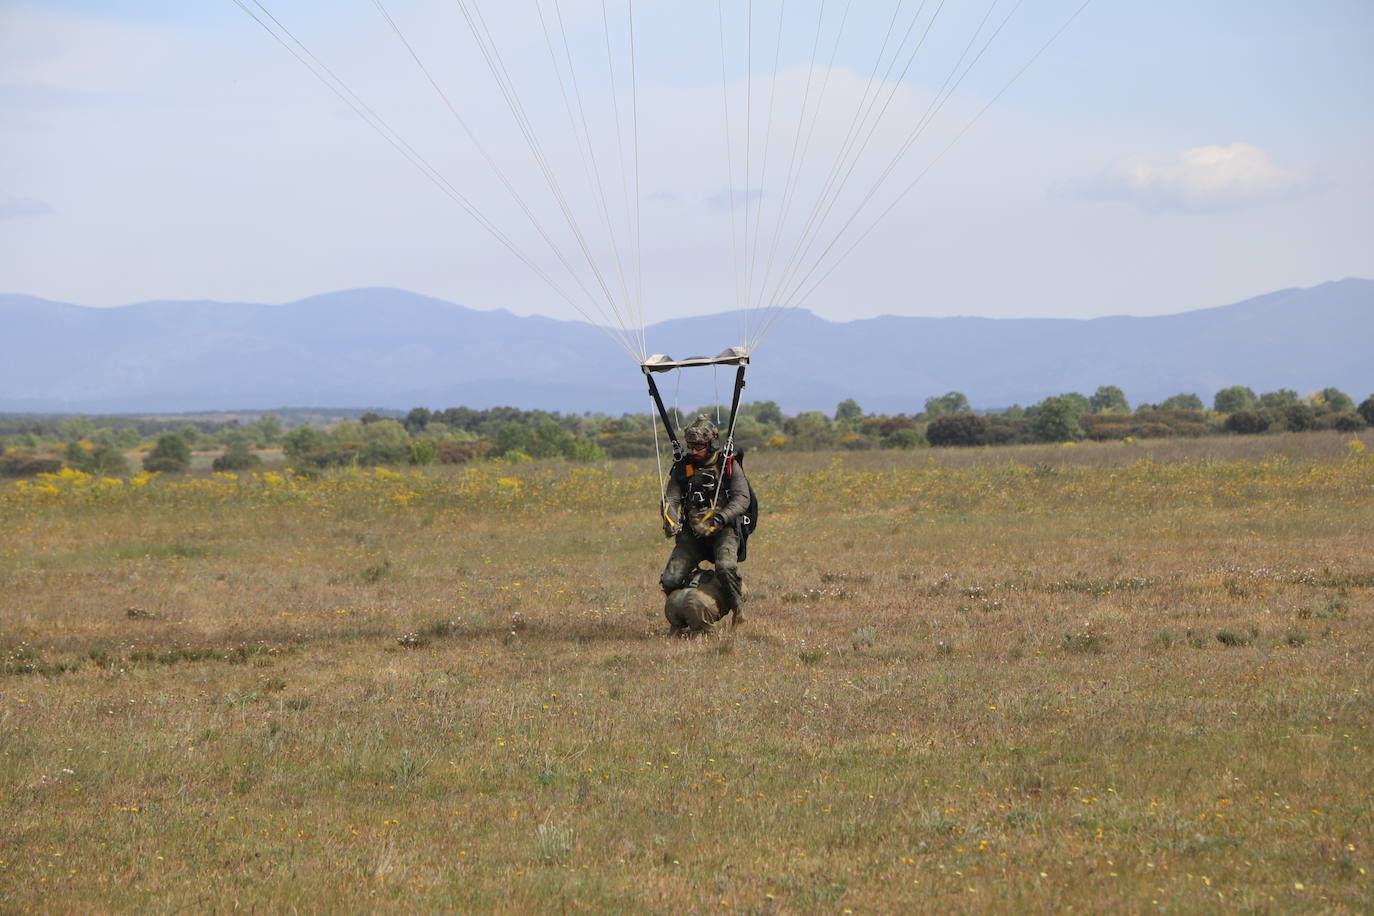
[0, 192, 53, 220]
[1058, 143, 1314, 213]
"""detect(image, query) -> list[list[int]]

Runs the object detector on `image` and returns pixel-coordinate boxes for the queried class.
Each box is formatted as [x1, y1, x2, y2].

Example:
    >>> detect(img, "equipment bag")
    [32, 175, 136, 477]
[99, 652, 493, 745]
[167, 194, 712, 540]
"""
[726, 449, 760, 561]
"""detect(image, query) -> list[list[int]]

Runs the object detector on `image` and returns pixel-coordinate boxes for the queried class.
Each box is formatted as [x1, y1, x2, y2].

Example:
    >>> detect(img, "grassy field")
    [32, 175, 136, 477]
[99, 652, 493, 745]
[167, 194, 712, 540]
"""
[2, 432, 1372, 913]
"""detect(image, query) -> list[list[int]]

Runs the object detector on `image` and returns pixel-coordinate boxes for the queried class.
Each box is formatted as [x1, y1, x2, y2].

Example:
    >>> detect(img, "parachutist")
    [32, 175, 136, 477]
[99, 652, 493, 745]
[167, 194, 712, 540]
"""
[659, 416, 753, 627]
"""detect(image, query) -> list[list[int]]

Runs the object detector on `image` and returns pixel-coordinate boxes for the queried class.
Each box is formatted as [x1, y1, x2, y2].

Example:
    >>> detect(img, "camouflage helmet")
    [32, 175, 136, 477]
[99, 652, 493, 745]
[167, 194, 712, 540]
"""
[683, 415, 719, 448]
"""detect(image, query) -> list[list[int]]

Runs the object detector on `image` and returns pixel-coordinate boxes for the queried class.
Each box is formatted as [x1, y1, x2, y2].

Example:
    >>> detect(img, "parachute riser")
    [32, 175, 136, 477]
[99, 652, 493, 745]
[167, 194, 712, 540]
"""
[643, 368, 683, 463]
[710, 364, 748, 514]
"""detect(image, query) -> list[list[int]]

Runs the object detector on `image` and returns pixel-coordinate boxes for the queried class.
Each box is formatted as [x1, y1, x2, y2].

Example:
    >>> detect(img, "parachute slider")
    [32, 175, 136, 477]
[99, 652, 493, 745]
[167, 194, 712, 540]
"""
[641, 347, 750, 373]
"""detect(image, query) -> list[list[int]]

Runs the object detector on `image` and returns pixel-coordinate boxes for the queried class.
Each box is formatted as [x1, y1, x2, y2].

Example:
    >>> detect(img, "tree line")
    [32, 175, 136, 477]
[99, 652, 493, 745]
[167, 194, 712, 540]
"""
[2, 384, 1371, 477]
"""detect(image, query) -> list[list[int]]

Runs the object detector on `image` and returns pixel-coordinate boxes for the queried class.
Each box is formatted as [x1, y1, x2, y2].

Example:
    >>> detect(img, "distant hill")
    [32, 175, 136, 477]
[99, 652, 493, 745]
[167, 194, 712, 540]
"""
[1, 280, 1370, 414]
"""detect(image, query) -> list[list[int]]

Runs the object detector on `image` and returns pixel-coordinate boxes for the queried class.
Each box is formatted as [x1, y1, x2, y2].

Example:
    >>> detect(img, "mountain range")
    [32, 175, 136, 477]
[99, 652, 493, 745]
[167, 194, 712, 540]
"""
[1, 279, 1370, 415]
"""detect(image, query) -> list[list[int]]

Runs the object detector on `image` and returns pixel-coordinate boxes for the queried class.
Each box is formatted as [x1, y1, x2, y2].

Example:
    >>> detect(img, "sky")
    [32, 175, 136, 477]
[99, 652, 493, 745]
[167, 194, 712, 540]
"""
[2, 0, 1372, 344]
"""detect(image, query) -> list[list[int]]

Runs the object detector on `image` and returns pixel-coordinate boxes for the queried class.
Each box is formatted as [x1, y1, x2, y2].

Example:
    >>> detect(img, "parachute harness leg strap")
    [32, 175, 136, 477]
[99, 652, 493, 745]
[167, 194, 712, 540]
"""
[711, 363, 748, 513]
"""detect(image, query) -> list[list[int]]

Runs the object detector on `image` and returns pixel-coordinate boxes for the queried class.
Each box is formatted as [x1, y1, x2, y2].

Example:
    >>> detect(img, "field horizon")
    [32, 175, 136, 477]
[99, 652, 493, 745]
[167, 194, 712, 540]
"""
[2, 431, 1371, 913]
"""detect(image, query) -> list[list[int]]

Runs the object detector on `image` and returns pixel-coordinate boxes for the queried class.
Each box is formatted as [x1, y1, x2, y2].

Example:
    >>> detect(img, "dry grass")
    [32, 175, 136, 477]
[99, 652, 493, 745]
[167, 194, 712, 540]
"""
[2, 431, 1372, 913]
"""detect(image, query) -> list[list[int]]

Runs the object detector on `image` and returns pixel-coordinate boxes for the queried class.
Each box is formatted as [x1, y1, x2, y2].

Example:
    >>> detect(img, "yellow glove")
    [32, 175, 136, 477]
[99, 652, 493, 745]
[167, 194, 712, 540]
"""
[691, 512, 725, 537]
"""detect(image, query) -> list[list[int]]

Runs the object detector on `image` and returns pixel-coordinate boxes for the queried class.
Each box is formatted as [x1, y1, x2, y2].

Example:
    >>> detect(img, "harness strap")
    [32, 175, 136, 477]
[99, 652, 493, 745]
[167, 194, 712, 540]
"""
[711, 365, 748, 511]
[643, 368, 683, 461]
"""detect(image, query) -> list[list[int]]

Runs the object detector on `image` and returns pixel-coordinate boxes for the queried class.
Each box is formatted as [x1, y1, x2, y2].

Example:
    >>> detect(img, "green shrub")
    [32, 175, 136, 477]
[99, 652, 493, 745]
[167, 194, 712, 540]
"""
[1224, 409, 1274, 435]
[360, 441, 409, 466]
[0, 452, 62, 477]
[568, 438, 607, 462]
[88, 444, 129, 475]
[143, 456, 188, 474]
[1358, 396, 1374, 427]
[838, 432, 876, 450]
[882, 428, 922, 449]
[282, 424, 325, 459]
[1283, 404, 1317, 431]
[212, 443, 263, 472]
[144, 433, 191, 472]
[1213, 386, 1257, 413]
[1089, 385, 1129, 413]
[1259, 389, 1300, 408]
[1159, 393, 1204, 411]
[983, 416, 1034, 445]
[1032, 397, 1085, 442]
[296, 443, 364, 469]
[1319, 387, 1355, 413]
[927, 413, 988, 447]
[408, 440, 439, 466]
[436, 441, 487, 464]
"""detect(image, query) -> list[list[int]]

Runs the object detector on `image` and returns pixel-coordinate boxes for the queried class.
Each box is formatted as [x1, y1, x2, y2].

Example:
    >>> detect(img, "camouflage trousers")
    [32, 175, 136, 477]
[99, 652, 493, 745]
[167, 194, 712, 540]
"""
[660, 527, 743, 612]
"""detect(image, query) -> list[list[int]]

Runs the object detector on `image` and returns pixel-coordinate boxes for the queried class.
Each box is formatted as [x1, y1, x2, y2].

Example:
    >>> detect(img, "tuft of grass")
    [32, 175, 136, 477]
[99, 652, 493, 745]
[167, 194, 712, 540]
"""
[360, 559, 392, 583]
[851, 625, 877, 649]
[1047, 576, 1157, 596]
[424, 618, 458, 639]
[534, 823, 573, 865]
[1215, 627, 1258, 647]
[535, 757, 566, 787]
[110, 542, 210, 560]
[388, 749, 424, 784]
[1062, 629, 1111, 654]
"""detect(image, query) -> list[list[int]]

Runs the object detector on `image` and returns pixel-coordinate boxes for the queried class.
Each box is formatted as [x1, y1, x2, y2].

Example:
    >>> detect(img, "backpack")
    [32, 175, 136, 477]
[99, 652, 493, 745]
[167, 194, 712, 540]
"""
[724, 449, 760, 561]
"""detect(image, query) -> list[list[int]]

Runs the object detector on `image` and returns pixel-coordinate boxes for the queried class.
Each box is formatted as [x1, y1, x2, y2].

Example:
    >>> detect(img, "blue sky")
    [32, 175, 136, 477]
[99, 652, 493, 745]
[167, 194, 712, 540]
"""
[2, 0, 1371, 340]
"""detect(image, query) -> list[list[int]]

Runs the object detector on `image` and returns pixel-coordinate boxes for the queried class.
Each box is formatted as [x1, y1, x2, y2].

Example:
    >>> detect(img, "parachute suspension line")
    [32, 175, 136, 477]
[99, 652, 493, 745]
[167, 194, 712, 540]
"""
[458, 0, 625, 317]
[775, 0, 1098, 322]
[745, 0, 912, 347]
[363, 0, 636, 358]
[743, 0, 788, 324]
[626, 0, 647, 361]
[230, 0, 645, 359]
[538, 0, 634, 322]
[748, 0, 853, 346]
[453, 0, 641, 357]
[742, 0, 754, 349]
[716, 0, 745, 346]
[754, 0, 1006, 346]
[749, 0, 829, 343]
[765, 0, 944, 318]
[650, 390, 667, 503]
[765, 0, 1018, 320]
[755, 0, 946, 346]
[769, 0, 911, 273]
[533, 0, 636, 337]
